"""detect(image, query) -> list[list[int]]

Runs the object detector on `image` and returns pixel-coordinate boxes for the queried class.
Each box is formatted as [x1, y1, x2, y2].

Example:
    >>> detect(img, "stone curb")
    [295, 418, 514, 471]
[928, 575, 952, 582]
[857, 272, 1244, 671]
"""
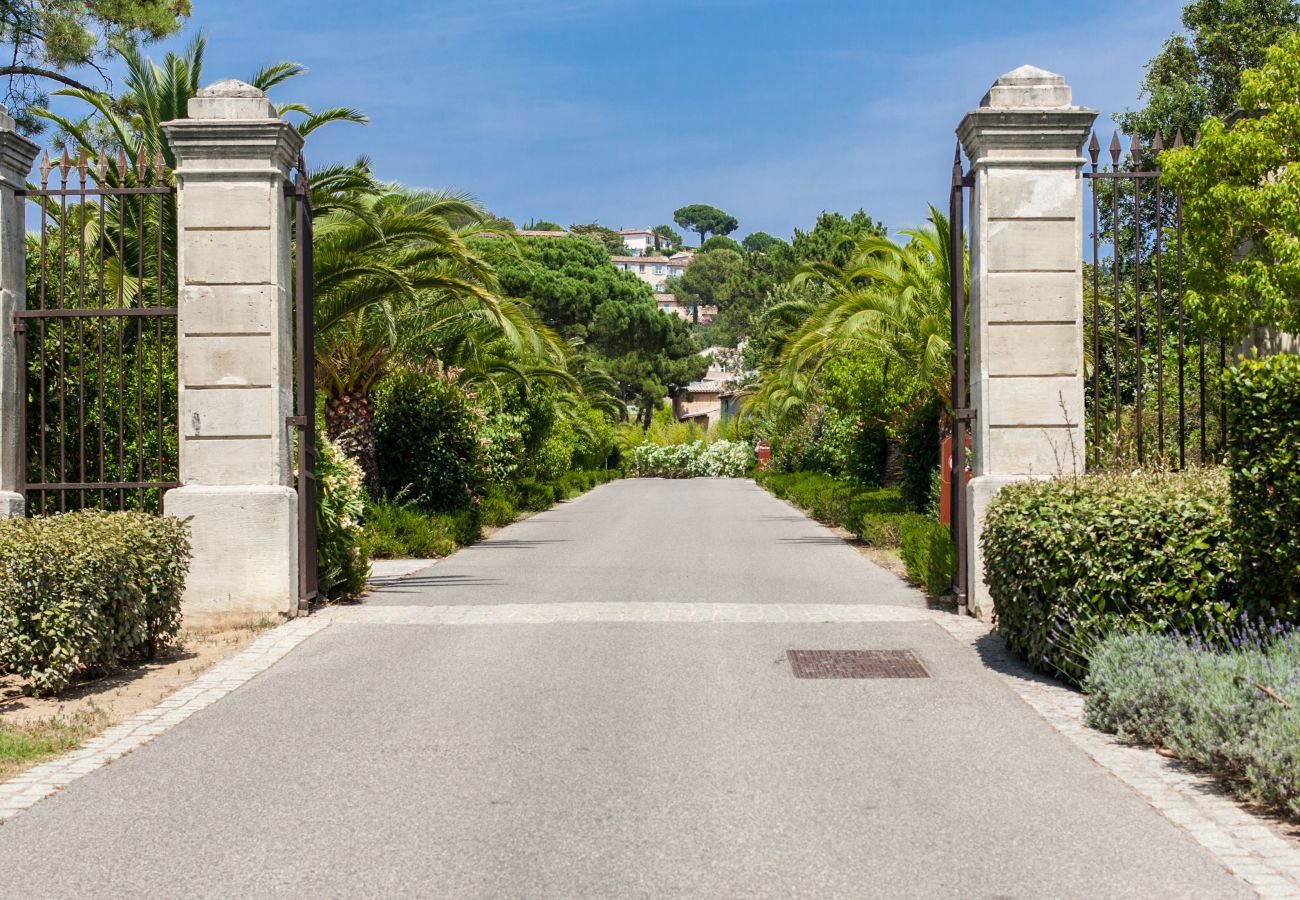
[0, 612, 332, 824]
[932, 614, 1300, 899]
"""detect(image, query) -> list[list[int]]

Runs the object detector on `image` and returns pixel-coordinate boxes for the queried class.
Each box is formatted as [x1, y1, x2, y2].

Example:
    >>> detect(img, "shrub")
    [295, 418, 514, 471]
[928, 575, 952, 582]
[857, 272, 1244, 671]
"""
[1085, 628, 1300, 819]
[315, 434, 369, 601]
[982, 469, 1236, 685]
[374, 369, 483, 512]
[0, 511, 190, 694]
[845, 419, 889, 488]
[899, 516, 956, 598]
[626, 440, 751, 478]
[360, 500, 455, 560]
[438, 507, 482, 546]
[899, 398, 942, 513]
[480, 486, 517, 528]
[1224, 354, 1300, 619]
[515, 477, 556, 512]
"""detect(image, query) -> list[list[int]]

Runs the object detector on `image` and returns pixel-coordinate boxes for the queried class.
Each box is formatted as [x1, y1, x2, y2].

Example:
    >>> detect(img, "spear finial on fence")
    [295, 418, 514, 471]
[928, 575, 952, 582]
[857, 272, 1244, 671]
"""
[38, 150, 52, 188]
[95, 150, 108, 184]
[58, 147, 72, 187]
[1108, 131, 1122, 168]
[134, 151, 147, 183]
[1087, 131, 1100, 167]
[115, 148, 127, 180]
[951, 142, 963, 187]
[152, 149, 165, 182]
[76, 149, 88, 187]
[1173, 128, 1186, 149]
[1151, 131, 1164, 154]
[1129, 132, 1143, 162]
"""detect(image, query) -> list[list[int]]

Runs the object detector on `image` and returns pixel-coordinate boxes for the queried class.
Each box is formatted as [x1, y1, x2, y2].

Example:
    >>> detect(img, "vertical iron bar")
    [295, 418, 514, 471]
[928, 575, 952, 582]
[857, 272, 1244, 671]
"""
[1176, 191, 1186, 469]
[37, 163, 48, 514]
[1110, 142, 1122, 460]
[1089, 137, 1101, 469]
[1133, 150, 1144, 467]
[117, 183, 126, 509]
[1153, 152, 1164, 461]
[1219, 339, 1227, 457]
[156, 189, 164, 498]
[98, 183, 106, 505]
[58, 157, 68, 511]
[77, 156, 87, 509]
[15, 320, 25, 507]
[295, 161, 318, 608]
[136, 191, 145, 510]
[948, 146, 967, 609]
[1199, 339, 1207, 464]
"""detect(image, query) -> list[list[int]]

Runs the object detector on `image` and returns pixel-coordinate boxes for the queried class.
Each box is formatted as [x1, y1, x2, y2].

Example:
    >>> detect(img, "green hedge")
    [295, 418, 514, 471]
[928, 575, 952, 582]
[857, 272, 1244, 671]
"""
[0, 511, 190, 695]
[1085, 630, 1300, 819]
[1224, 354, 1300, 619]
[982, 469, 1236, 684]
[899, 516, 956, 598]
[756, 471, 954, 597]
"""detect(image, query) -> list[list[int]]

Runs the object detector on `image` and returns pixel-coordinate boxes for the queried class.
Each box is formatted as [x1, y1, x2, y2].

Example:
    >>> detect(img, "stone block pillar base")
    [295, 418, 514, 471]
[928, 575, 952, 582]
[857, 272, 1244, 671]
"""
[165, 485, 297, 620]
[966, 474, 1027, 620]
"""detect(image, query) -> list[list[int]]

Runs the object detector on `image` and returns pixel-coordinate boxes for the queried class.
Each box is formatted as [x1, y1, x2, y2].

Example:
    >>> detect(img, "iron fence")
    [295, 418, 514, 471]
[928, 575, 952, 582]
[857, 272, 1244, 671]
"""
[16, 149, 178, 514]
[1083, 130, 1227, 470]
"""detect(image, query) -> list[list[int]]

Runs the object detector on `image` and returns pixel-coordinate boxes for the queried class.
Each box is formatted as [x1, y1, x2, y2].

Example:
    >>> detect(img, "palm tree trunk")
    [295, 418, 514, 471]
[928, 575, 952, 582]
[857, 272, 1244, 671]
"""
[324, 389, 380, 496]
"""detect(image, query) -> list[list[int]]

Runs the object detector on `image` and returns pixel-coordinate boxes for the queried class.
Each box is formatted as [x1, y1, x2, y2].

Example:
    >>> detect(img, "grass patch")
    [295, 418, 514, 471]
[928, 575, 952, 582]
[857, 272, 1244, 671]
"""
[0, 708, 109, 782]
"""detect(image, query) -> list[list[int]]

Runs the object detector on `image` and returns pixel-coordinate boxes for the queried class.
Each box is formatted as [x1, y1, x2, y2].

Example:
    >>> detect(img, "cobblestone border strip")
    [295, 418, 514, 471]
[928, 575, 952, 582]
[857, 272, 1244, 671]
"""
[0, 612, 332, 824]
[932, 614, 1300, 899]
[327, 601, 937, 625]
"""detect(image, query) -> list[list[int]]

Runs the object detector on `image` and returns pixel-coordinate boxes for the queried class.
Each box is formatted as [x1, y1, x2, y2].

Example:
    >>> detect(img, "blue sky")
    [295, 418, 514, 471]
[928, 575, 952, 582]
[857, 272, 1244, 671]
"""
[60, 0, 1185, 239]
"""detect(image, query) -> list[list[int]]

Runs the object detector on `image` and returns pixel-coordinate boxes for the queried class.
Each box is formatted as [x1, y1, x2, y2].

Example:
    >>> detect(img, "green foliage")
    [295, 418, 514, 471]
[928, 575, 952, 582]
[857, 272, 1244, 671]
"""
[899, 517, 956, 598]
[1, 0, 190, 134]
[1224, 354, 1300, 616]
[982, 469, 1237, 685]
[479, 485, 518, 528]
[1162, 33, 1300, 338]
[625, 441, 752, 478]
[899, 397, 943, 513]
[741, 232, 787, 254]
[0, 510, 190, 694]
[568, 223, 623, 253]
[700, 235, 743, 254]
[1085, 630, 1300, 819]
[673, 204, 738, 246]
[844, 418, 889, 488]
[791, 209, 886, 269]
[653, 224, 682, 249]
[360, 500, 456, 559]
[1116, 0, 1300, 141]
[314, 434, 369, 600]
[374, 369, 483, 512]
[757, 471, 913, 548]
[523, 219, 564, 231]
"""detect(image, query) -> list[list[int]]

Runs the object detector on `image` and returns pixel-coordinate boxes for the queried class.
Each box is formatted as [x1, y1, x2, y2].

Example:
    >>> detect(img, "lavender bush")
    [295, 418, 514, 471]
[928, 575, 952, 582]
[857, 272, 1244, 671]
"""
[1085, 619, 1300, 819]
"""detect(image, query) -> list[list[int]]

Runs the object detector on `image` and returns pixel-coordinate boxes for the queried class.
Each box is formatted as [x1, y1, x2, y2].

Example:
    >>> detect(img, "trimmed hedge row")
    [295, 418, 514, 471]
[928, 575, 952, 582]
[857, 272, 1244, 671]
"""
[0, 511, 191, 695]
[982, 469, 1236, 685]
[756, 471, 955, 597]
[1224, 354, 1300, 619]
[362, 470, 619, 560]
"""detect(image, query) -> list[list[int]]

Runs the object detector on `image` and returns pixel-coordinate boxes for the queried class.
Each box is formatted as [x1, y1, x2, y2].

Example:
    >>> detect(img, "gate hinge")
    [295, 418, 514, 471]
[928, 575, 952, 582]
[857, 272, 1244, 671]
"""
[285, 415, 308, 428]
[954, 408, 978, 422]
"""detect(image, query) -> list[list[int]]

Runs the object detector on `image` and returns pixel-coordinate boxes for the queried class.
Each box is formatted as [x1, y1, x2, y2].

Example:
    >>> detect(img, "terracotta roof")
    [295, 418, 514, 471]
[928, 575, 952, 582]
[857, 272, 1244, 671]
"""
[619, 228, 654, 236]
[515, 229, 567, 238]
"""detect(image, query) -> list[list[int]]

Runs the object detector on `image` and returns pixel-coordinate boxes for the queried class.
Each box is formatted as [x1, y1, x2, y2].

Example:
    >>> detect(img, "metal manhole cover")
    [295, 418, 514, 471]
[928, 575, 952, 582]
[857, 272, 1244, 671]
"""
[787, 649, 929, 679]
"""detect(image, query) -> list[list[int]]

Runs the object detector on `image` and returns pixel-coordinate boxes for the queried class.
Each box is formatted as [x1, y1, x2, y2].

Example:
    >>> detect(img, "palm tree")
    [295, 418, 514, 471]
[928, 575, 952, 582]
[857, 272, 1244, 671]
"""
[313, 187, 571, 492]
[781, 205, 961, 404]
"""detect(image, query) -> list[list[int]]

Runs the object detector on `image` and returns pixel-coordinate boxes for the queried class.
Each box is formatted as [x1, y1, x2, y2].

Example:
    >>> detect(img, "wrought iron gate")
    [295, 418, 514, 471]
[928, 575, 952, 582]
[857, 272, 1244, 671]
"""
[1082, 130, 1228, 469]
[289, 157, 318, 610]
[16, 150, 178, 515]
[948, 147, 974, 609]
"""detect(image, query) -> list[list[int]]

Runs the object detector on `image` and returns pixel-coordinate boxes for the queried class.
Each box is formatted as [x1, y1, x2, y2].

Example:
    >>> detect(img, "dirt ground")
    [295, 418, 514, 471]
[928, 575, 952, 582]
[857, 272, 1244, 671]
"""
[0, 614, 280, 727]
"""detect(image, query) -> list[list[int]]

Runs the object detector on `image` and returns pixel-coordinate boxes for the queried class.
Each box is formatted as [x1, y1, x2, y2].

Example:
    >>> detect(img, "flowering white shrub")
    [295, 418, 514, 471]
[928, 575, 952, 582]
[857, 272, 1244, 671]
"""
[626, 440, 752, 478]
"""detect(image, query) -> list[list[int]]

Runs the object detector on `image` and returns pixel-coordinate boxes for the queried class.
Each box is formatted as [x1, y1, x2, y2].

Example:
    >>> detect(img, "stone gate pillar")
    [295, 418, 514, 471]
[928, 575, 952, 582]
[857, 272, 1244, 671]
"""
[957, 66, 1096, 619]
[0, 111, 40, 517]
[161, 81, 304, 619]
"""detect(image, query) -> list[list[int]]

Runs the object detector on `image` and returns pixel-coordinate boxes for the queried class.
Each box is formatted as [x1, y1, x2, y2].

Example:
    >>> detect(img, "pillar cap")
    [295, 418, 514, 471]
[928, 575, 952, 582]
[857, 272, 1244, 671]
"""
[981, 65, 1072, 110]
[0, 105, 40, 185]
[188, 80, 277, 121]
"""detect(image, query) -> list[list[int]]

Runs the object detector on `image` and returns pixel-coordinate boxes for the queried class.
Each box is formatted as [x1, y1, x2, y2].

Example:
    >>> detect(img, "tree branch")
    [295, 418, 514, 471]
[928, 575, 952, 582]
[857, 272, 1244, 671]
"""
[0, 65, 99, 94]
